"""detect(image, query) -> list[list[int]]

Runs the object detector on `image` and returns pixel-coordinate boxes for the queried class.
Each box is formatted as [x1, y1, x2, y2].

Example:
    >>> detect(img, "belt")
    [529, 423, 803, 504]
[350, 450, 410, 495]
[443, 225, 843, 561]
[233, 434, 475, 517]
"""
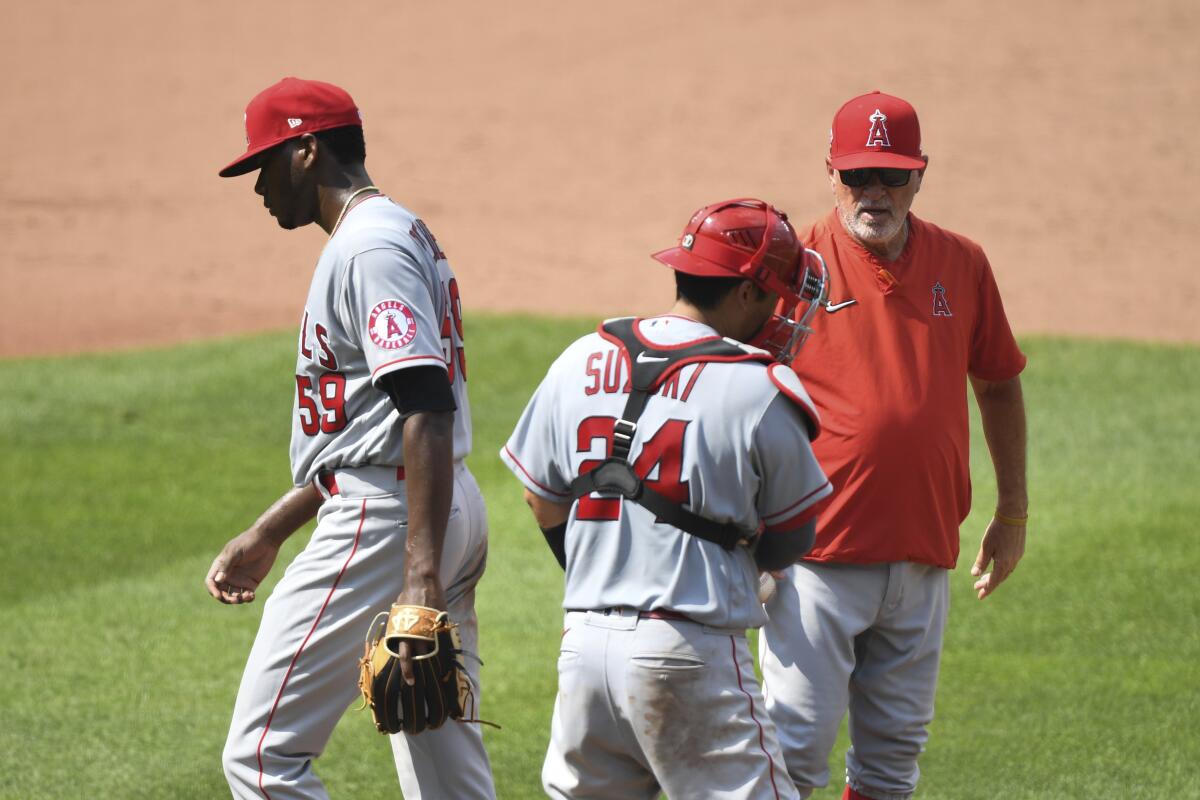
[318, 465, 406, 496]
[581, 607, 693, 623]
[640, 609, 692, 622]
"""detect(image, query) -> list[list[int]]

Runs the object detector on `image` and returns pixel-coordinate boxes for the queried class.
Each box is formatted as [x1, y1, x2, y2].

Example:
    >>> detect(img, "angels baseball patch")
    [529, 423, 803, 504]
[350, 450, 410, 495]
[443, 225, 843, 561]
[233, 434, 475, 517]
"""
[368, 300, 417, 349]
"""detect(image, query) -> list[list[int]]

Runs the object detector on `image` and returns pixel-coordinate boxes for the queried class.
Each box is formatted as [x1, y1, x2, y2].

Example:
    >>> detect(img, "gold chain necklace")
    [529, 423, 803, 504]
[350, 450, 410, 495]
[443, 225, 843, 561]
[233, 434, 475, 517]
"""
[329, 185, 380, 237]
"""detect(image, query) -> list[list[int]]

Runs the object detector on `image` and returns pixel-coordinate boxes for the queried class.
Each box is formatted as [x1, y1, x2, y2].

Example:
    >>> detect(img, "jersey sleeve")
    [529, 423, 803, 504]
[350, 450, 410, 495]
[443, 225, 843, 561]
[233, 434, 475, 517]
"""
[500, 361, 574, 503]
[967, 252, 1027, 381]
[753, 393, 834, 533]
[340, 245, 448, 385]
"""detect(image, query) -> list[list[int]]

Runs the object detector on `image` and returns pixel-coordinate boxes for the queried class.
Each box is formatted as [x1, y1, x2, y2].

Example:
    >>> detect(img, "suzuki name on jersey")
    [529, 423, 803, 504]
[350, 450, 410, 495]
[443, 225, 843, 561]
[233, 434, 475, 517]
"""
[583, 348, 703, 403]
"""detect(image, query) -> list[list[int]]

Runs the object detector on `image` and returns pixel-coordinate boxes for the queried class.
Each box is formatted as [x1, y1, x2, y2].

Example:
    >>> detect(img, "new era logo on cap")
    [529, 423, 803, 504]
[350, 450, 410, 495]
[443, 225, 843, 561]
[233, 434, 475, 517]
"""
[829, 90, 925, 171]
[219, 77, 362, 177]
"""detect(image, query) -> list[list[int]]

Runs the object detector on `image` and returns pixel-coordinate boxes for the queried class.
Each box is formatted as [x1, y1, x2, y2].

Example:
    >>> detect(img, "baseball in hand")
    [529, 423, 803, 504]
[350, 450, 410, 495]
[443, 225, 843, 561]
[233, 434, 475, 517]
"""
[757, 572, 777, 604]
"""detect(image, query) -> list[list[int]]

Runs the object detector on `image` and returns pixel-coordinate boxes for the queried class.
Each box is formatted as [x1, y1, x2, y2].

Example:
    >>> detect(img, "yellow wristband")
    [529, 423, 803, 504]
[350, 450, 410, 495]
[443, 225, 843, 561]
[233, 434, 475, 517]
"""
[994, 511, 1028, 527]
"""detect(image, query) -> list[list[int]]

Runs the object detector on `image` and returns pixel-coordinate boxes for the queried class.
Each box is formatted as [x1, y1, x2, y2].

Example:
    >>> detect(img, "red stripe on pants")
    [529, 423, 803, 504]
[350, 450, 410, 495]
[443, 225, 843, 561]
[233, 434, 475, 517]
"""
[729, 635, 782, 799]
[254, 499, 368, 798]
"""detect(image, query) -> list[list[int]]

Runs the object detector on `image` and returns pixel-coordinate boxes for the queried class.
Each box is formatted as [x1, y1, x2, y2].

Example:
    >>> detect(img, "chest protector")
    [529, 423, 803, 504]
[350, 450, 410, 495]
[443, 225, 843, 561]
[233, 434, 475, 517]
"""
[569, 317, 773, 550]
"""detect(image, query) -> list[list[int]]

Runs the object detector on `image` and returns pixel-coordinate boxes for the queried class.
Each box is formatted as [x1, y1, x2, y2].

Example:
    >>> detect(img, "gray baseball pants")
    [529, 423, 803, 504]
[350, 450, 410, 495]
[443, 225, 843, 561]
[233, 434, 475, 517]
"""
[221, 463, 495, 799]
[543, 608, 798, 800]
[759, 561, 948, 800]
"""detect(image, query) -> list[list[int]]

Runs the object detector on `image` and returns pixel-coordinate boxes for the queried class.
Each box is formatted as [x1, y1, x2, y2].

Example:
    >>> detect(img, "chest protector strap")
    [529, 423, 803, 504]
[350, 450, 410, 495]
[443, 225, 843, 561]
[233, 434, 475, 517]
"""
[569, 317, 771, 551]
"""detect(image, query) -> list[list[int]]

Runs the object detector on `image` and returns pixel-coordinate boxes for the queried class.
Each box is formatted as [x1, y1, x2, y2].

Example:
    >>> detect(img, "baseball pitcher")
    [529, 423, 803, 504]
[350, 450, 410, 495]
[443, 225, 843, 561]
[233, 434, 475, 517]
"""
[204, 77, 495, 799]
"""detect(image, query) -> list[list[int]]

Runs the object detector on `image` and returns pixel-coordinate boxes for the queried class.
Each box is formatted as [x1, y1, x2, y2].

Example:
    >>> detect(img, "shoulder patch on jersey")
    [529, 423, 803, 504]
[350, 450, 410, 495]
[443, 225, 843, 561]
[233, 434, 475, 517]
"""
[367, 299, 417, 350]
[767, 363, 821, 439]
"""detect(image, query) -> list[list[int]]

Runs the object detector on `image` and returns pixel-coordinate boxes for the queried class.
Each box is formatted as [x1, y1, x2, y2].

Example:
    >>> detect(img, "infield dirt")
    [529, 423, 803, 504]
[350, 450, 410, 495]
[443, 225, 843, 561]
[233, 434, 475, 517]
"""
[1, 1, 1196, 357]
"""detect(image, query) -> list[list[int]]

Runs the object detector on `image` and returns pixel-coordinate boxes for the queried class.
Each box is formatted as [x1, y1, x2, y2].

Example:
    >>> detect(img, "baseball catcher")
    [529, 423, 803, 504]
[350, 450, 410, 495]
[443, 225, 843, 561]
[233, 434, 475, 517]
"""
[500, 198, 832, 798]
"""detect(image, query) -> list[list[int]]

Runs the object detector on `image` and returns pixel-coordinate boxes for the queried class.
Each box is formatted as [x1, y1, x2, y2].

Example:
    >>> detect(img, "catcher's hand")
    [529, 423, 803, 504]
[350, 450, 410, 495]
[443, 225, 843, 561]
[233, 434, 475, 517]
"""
[358, 604, 474, 735]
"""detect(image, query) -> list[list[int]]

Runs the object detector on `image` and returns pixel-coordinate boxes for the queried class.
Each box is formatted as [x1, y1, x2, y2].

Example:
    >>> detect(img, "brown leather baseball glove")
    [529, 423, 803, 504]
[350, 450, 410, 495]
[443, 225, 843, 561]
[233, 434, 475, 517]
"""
[358, 604, 474, 735]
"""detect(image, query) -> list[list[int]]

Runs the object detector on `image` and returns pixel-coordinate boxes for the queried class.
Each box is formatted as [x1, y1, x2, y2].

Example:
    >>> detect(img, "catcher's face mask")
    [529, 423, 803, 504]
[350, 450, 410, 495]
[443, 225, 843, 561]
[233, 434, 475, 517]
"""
[750, 248, 828, 364]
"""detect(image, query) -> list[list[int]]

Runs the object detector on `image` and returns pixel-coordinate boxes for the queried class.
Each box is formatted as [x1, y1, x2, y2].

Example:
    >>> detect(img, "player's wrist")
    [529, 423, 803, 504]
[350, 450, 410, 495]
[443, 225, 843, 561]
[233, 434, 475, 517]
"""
[993, 509, 1028, 527]
[995, 496, 1027, 519]
[395, 572, 446, 609]
[248, 522, 292, 548]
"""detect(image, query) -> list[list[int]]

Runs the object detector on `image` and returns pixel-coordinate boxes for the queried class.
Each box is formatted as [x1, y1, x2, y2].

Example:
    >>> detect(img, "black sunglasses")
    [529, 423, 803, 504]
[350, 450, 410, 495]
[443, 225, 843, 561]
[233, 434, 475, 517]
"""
[838, 167, 912, 188]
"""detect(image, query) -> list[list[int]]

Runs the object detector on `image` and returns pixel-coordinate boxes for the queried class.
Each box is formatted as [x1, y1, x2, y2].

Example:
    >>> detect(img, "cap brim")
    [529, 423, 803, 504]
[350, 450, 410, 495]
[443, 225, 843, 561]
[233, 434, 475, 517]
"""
[829, 152, 926, 171]
[651, 247, 740, 278]
[218, 140, 282, 178]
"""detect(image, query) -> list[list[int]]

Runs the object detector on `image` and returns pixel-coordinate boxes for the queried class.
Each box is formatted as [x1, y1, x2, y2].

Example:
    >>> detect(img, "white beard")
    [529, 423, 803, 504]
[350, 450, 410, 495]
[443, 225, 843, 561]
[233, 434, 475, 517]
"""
[840, 202, 905, 248]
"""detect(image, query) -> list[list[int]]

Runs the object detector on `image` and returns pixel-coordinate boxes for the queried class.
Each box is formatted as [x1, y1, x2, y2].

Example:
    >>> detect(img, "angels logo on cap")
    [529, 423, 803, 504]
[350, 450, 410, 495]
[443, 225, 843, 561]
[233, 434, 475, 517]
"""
[829, 90, 925, 171]
[368, 300, 417, 350]
[865, 109, 891, 148]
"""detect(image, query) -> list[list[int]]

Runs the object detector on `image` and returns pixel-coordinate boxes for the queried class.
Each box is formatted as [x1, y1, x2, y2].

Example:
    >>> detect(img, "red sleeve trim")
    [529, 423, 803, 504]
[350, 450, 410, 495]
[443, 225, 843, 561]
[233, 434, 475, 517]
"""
[764, 493, 831, 534]
[762, 480, 832, 525]
[371, 355, 448, 382]
[502, 445, 572, 498]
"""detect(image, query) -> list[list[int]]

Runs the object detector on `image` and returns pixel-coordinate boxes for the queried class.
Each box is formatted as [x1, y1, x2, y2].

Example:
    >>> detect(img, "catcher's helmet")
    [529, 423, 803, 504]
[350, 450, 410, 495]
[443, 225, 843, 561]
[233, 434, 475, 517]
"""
[652, 199, 828, 363]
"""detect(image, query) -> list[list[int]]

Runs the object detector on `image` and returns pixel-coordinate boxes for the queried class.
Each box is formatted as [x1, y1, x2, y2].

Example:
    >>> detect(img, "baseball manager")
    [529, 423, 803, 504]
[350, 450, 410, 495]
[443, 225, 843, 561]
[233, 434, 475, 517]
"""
[760, 91, 1030, 800]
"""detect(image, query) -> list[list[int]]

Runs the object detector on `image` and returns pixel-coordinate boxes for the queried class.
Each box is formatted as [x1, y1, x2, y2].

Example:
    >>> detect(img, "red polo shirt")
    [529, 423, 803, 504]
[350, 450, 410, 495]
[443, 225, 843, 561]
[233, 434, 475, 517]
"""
[793, 210, 1026, 568]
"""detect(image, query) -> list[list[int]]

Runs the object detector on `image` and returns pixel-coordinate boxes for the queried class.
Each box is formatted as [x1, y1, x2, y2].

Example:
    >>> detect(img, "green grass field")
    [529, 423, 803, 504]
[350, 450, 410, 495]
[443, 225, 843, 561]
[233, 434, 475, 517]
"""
[1, 315, 1197, 799]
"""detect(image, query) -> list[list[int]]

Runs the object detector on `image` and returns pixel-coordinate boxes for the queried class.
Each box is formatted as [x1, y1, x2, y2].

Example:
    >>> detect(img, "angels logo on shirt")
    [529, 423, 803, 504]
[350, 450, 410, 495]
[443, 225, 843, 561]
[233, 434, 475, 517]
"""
[931, 282, 953, 317]
[368, 299, 418, 349]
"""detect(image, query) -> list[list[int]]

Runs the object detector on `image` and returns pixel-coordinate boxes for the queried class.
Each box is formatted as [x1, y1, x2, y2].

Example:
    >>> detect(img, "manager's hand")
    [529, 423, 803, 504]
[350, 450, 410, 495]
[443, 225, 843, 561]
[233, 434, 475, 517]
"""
[970, 517, 1026, 600]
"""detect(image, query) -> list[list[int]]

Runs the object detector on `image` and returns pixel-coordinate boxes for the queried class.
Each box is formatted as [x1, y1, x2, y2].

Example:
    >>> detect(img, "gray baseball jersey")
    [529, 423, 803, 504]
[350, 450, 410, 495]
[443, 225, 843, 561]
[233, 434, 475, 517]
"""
[501, 315, 833, 630]
[222, 195, 495, 798]
[290, 195, 471, 486]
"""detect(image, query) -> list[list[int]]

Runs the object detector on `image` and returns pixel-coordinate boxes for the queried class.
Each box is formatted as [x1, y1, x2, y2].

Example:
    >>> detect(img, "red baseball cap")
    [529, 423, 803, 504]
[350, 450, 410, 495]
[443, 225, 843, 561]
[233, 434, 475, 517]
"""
[828, 90, 925, 171]
[218, 77, 362, 177]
